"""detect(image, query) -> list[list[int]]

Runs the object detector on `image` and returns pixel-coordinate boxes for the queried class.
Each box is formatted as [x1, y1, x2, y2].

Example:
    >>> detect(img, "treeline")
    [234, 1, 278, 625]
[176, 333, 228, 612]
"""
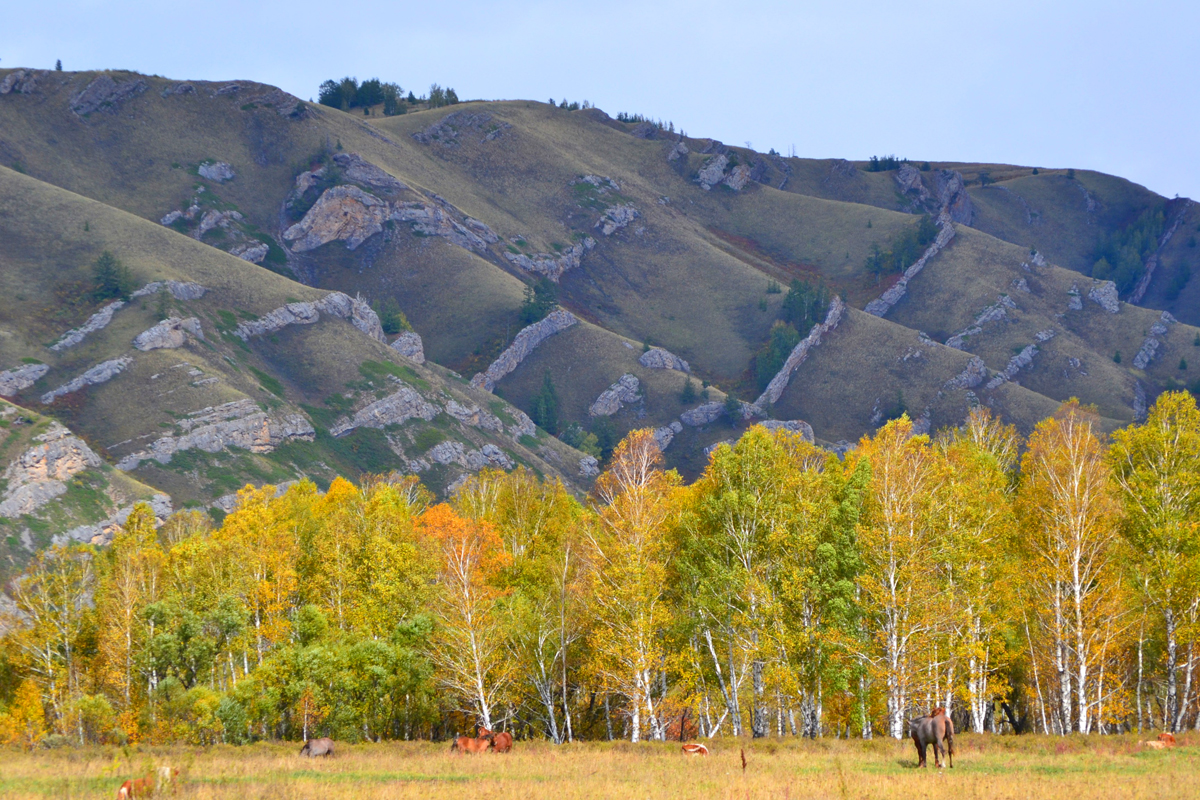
[5, 394, 1200, 748]
[865, 214, 939, 278]
[318, 78, 462, 116]
[1092, 207, 1165, 296]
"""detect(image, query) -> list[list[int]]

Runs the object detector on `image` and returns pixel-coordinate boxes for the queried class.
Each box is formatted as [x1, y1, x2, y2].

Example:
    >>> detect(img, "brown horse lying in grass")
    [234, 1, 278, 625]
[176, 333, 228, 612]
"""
[451, 733, 495, 754]
[1143, 732, 1178, 749]
[477, 727, 513, 753]
[681, 743, 708, 756]
[910, 707, 954, 768]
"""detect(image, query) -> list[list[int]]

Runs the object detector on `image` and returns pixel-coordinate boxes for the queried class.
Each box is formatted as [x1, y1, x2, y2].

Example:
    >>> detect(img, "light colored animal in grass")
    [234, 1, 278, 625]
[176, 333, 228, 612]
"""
[1143, 740, 1168, 750]
[681, 743, 708, 756]
[299, 737, 335, 757]
[909, 707, 954, 768]
[156, 766, 179, 793]
[450, 733, 495, 754]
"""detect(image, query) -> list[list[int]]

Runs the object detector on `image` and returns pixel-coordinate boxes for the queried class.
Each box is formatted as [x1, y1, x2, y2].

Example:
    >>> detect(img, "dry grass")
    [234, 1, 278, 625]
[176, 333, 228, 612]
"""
[1, 735, 1194, 799]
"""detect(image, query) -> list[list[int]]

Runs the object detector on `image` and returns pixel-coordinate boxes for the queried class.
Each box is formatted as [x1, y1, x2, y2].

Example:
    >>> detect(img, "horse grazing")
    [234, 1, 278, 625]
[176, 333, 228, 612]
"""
[450, 733, 495, 754]
[910, 707, 954, 768]
[681, 743, 708, 756]
[116, 775, 154, 798]
[477, 727, 513, 754]
[299, 737, 335, 758]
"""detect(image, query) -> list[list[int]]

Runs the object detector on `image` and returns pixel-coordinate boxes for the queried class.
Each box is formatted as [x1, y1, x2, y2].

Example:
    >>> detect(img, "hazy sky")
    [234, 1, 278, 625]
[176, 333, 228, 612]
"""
[4, 0, 1198, 199]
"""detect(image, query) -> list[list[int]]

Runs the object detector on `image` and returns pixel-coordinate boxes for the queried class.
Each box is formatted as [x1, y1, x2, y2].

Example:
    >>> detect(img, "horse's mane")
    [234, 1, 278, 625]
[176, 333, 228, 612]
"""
[931, 707, 946, 718]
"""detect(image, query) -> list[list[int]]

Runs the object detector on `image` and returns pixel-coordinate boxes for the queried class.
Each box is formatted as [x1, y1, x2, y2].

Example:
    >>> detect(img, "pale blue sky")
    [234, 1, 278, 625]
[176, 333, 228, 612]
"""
[4, 0, 1198, 199]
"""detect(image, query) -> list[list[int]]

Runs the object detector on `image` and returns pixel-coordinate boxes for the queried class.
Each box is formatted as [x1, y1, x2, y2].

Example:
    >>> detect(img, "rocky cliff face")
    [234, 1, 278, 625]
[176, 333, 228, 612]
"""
[42, 357, 132, 404]
[329, 385, 439, 437]
[0, 422, 102, 518]
[284, 185, 390, 251]
[504, 239, 595, 281]
[116, 399, 315, 470]
[638, 347, 690, 372]
[133, 317, 203, 351]
[864, 212, 957, 317]
[390, 331, 425, 364]
[755, 297, 846, 407]
[69, 75, 147, 116]
[471, 310, 579, 392]
[588, 374, 641, 416]
[234, 292, 386, 344]
[0, 364, 48, 397]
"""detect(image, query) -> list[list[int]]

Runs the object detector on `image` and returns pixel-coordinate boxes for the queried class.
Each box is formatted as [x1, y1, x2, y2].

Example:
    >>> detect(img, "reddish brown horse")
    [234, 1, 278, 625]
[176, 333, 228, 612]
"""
[116, 775, 154, 798]
[910, 707, 954, 768]
[477, 727, 513, 753]
[450, 733, 495, 754]
[681, 743, 708, 756]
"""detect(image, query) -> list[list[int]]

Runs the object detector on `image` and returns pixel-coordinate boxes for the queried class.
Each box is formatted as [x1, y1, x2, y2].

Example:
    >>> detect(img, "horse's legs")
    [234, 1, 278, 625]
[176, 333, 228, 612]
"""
[933, 737, 943, 768]
[913, 736, 926, 767]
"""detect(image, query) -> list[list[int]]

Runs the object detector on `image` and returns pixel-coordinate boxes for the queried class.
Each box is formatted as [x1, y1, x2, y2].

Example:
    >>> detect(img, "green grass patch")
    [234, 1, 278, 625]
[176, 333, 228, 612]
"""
[249, 366, 285, 397]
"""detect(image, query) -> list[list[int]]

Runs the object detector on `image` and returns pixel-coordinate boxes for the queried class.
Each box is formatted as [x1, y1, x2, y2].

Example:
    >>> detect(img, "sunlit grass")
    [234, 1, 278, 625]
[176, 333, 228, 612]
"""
[0, 733, 1194, 799]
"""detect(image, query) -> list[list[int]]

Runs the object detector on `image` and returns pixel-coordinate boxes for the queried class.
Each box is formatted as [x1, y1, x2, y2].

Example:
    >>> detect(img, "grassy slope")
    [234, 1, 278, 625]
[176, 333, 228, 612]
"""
[0, 166, 592, 510]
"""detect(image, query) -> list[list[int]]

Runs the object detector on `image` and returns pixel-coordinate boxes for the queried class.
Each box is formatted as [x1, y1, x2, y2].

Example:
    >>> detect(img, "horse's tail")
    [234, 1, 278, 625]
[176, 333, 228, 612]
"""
[945, 721, 954, 767]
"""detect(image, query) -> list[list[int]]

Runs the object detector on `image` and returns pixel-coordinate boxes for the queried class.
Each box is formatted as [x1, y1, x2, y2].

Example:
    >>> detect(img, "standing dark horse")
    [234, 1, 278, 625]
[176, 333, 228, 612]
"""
[910, 708, 954, 768]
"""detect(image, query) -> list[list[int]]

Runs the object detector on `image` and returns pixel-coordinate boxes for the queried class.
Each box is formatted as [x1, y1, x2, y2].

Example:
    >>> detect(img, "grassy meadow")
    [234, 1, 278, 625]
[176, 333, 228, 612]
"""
[0, 734, 1193, 799]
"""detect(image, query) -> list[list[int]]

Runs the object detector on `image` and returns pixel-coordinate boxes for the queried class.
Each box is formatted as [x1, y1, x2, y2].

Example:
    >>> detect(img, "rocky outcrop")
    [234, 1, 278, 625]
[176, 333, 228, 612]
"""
[504, 239, 595, 281]
[56, 494, 173, 547]
[329, 385, 439, 437]
[0, 364, 49, 397]
[696, 155, 728, 190]
[680, 401, 725, 427]
[426, 440, 514, 471]
[1129, 199, 1195, 304]
[390, 331, 425, 364]
[895, 164, 932, 207]
[667, 141, 689, 162]
[133, 317, 203, 351]
[638, 347, 690, 372]
[116, 399, 314, 470]
[754, 296, 846, 408]
[50, 300, 125, 351]
[1067, 284, 1084, 311]
[198, 161, 235, 182]
[234, 292, 386, 344]
[1088, 281, 1120, 313]
[934, 170, 974, 225]
[42, 357, 132, 404]
[0, 69, 40, 95]
[653, 420, 683, 451]
[1133, 311, 1176, 370]
[943, 357, 988, 391]
[985, 334, 1055, 390]
[229, 242, 269, 263]
[704, 439, 736, 457]
[412, 111, 510, 145]
[284, 185, 389, 251]
[471, 310, 578, 392]
[131, 280, 207, 301]
[864, 213, 957, 317]
[392, 202, 496, 251]
[724, 164, 751, 191]
[332, 152, 406, 193]
[757, 419, 816, 442]
[579, 456, 600, 478]
[194, 209, 244, 239]
[944, 295, 1017, 350]
[596, 205, 639, 235]
[508, 409, 537, 441]
[0, 423, 102, 519]
[69, 75, 147, 116]
[589, 374, 641, 417]
[444, 400, 503, 432]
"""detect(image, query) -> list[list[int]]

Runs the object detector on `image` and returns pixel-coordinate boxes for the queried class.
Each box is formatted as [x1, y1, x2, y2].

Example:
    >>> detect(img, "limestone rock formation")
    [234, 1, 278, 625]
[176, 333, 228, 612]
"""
[229, 242, 269, 263]
[596, 205, 639, 235]
[696, 155, 728, 190]
[864, 214, 956, 317]
[724, 164, 752, 191]
[1067, 284, 1084, 311]
[0, 423, 102, 519]
[131, 280, 207, 301]
[234, 292, 386, 344]
[0, 69, 40, 95]
[944, 295, 1016, 350]
[133, 317, 203, 351]
[579, 456, 600, 478]
[667, 141, 689, 162]
[392, 202, 495, 251]
[330, 152, 406, 193]
[943, 357, 988, 390]
[507, 409, 537, 441]
[1133, 311, 1176, 369]
[42, 357, 132, 404]
[1088, 281, 1120, 313]
[412, 111, 510, 145]
[283, 185, 389, 251]
[69, 75, 147, 116]
[652, 420, 683, 451]
[329, 385, 439, 437]
[194, 209, 243, 239]
[56, 494, 173, 547]
[116, 399, 315, 470]
[934, 170, 975, 225]
[504, 239, 595, 281]
[680, 401, 724, 427]
[198, 162, 235, 182]
[390, 331, 425, 364]
[444, 400, 504, 432]
[757, 419, 816, 442]
[589, 374, 641, 417]
[638, 347, 690, 373]
[426, 440, 514, 471]
[0, 364, 49, 397]
[985, 334, 1055, 390]
[471, 310, 579, 392]
[50, 300, 125, 351]
[895, 164, 933, 207]
[754, 296, 846, 408]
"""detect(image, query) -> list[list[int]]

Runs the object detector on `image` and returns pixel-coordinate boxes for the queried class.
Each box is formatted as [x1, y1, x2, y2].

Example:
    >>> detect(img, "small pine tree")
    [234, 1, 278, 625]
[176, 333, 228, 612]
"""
[679, 377, 696, 405]
[1114, 351, 1122, 364]
[1032, 168, 1039, 175]
[1181, 358, 1189, 371]
[1067, 168, 1076, 180]
[532, 369, 559, 434]
[723, 392, 742, 425]
[55, 60, 62, 71]
[91, 251, 134, 301]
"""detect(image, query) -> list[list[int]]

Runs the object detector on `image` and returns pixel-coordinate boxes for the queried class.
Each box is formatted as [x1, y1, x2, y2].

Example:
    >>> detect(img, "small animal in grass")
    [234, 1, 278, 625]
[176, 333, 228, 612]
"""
[909, 707, 955, 768]
[299, 737, 335, 757]
[116, 775, 153, 799]
[157, 766, 179, 792]
[450, 733, 495, 754]
[681, 743, 708, 756]
[1144, 732, 1178, 750]
[478, 727, 513, 753]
